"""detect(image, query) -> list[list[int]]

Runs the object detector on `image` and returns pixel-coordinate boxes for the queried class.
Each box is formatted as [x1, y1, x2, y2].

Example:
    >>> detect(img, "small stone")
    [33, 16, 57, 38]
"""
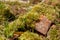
[35, 15, 51, 35]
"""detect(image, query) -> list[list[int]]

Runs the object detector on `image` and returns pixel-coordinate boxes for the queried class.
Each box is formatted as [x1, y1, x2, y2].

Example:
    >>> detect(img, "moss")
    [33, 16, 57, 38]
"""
[3, 3, 58, 38]
[50, 0, 59, 3]
[18, 31, 41, 40]
[4, 11, 39, 37]
[31, 3, 57, 21]
[0, 35, 8, 40]
[0, 1, 59, 40]
[0, 2, 15, 24]
[48, 26, 58, 40]
[0, 36, 5, 40]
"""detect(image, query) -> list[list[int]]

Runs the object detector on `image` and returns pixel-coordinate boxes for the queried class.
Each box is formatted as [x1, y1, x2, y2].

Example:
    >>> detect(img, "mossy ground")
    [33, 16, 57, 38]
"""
[0, 0, 60, 40]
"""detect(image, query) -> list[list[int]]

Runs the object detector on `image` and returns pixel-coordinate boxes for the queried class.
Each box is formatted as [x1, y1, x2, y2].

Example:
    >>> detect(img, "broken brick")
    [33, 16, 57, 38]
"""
[35, 15, 51, 35]
[9, 32, 23, 40]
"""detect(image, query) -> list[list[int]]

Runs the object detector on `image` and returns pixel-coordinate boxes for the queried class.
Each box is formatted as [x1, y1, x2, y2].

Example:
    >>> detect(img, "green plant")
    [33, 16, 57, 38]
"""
[18, 31, 41, 40]
[31, 3, 57, 21]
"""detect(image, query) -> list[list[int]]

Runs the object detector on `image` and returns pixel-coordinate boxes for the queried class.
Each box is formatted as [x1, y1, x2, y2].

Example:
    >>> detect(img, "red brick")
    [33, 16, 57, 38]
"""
[35, 15, 51, 35]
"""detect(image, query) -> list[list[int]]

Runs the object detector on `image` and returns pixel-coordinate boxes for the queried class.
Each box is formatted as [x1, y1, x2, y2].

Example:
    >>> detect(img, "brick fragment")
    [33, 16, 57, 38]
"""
[35, 15, 51, 35]
[9, 32, 23, 40]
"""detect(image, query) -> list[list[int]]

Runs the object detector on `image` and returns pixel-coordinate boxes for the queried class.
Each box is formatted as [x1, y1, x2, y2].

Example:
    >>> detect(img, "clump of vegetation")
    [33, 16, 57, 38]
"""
[31, 3, 57, 21]
[18, 31, 41, 40]
[49, 27, 58, 40]
[0, 2, 16, 24]
[4, 11, 39, 38]
[0, 0, 60, 40]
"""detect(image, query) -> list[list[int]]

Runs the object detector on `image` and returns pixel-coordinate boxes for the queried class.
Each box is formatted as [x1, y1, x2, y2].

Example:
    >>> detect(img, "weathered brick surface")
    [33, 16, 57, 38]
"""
[35, 15, 51, 35]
